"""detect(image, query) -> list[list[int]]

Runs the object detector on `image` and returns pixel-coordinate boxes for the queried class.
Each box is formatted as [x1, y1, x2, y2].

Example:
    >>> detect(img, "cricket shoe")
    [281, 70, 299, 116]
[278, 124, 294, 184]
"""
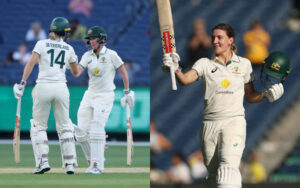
[85, 162, 104, 174]
[65, 163, 75, 174]
[33, 161, 51, 174]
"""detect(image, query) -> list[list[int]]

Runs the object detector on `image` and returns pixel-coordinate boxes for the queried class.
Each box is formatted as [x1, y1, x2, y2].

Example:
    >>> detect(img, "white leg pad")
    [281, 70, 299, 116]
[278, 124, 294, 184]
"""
[58, 130, 77, 168]
[73, 124, 91, 162]
[217, 165, 241, 188]
[90, 120, 105, 171]
[30, 119, 49, 168]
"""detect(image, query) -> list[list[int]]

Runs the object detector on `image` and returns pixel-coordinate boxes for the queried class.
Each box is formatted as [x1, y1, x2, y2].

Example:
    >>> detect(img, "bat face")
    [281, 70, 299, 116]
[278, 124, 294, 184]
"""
[126, 105, 133, 165]
[13, 115, 20, 163]
[162, 26, 175, 53]
[13, 99, 21, 164]
[156, 0, 176, 54]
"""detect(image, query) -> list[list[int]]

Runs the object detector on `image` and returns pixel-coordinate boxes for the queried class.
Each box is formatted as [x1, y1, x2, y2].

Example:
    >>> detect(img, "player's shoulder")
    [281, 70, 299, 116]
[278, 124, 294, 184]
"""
[35, 39, 48, 45]
[235, 54, 252, 65]
[82, 50, 92, 58]
[105, 47, 118, 56]
[194, 57, 211, 65]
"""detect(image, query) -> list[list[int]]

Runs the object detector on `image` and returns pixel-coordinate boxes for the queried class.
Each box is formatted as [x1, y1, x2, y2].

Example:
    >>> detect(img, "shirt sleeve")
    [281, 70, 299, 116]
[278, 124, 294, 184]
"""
[32, 40, 43, 55]
[111, 51, 124, 69]
[68, 46, 78, 64]
[79, 53, 88, 68]
[192, 58, 208, 78]
[244, 60, 254, 84]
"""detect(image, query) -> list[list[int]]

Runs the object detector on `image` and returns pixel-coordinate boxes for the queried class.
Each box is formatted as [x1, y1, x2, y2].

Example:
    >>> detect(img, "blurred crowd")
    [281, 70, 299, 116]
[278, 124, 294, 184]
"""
[150, 120, 208, 185]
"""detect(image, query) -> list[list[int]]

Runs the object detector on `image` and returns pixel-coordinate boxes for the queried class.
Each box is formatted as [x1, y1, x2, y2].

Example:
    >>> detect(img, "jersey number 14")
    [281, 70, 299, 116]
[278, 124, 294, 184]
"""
[47, 49, 65, 69]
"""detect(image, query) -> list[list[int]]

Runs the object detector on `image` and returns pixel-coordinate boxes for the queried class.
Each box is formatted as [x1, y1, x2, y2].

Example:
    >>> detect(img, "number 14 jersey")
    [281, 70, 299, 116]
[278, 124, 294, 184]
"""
[33, 39, 78, 83]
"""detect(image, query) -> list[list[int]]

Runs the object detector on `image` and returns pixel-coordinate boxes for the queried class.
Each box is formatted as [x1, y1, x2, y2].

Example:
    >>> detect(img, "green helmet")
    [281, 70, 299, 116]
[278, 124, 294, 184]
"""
[50, 17, 71, 35]
[85, 26, 107, 43]
[263, 51, 291, 80]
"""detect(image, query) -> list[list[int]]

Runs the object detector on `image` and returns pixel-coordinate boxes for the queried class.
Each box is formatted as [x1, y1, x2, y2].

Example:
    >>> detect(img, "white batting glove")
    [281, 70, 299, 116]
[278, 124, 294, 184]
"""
[13, 80, 26, 99]
[162, 52, 181, 73]
[265, 83, 284, 102]
[121, 89, 135, 108]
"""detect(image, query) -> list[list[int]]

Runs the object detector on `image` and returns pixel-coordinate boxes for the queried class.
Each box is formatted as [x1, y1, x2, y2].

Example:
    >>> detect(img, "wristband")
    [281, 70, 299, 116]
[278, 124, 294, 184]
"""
[175, 66, 182, 74]
[261, 91, 267, 98]
[20, 80, 27, 86]
[124, 88, 130, 95]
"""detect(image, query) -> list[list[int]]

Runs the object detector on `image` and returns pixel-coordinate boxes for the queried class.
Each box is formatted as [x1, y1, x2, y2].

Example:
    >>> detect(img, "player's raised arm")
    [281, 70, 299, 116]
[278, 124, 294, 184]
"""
[162, 52, 198, 86]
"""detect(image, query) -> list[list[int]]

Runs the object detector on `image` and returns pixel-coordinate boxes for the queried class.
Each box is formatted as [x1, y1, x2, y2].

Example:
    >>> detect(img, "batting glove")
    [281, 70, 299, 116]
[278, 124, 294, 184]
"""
[13, 80, 26, 99]
[265, 83, 284, 102]
[162, 52, 181, 73]
[121, 89, 135, 108]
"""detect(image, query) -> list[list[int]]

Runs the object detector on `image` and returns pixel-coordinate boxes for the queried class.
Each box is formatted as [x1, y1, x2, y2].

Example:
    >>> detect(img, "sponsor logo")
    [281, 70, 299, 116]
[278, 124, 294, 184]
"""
[211, 67, 218, 73]
[271, 62, 280, 71]
[221, 79, 230, 89]
[215, 91, 234, 94]
[233, 143, 238, 147]
[93, 67, 100, 74]
[88, 29, 92, 34]
[87, 60, 92, 64]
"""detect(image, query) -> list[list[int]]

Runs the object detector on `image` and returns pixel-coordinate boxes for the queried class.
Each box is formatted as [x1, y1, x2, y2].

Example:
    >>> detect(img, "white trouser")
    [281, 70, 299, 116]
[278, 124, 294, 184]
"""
[201, 116, 246, 188]
[77, 90, 114, 132]
[77, 90, 114, 166]
[32, 83, 77, 167]
[32, 83, 70, 132]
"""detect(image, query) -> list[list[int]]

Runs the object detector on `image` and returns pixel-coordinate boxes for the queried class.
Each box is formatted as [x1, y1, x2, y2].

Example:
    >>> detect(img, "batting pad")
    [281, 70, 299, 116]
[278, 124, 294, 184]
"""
[216, 165, 241, 188]
[89, 120, 105, 171]
[73, 125, 91, 162]
[58, 130, 77, 168]
[30, 119, 49, 168]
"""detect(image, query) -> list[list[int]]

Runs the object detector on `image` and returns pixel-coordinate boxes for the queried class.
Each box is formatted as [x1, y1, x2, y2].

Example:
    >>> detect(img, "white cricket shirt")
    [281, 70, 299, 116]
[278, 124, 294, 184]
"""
[80, 46, 123, 93]
[192, 53, 254, 120]
[33, 39, 78, 83]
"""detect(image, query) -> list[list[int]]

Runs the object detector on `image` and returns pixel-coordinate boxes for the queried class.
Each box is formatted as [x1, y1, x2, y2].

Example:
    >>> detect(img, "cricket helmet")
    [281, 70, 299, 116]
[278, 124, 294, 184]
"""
[50, 17, 71, 36]
[85, 26, 107, 44]
[263, 51, 291, 80]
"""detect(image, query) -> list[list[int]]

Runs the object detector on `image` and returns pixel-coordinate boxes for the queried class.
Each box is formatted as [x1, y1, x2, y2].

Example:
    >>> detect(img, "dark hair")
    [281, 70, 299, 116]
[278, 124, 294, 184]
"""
[212, 23, 237, 53]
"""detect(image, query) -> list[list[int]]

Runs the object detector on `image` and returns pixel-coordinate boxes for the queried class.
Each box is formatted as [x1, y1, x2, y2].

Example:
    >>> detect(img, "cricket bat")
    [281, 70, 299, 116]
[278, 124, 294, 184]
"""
[126, 103, 133, 165]
[156, 0, 177, 90]
[13, 98, 21, 163]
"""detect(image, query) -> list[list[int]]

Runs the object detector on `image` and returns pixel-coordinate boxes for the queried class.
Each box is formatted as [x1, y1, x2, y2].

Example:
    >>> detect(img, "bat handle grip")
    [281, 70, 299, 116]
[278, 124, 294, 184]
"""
[170, 65, 177, 90]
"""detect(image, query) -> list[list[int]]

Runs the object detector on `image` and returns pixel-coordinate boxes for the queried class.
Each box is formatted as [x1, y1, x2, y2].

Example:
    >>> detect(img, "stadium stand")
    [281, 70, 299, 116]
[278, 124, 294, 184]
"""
[0, 0, 150, 86]
[151, 0, 300, 180]
[271, 140, 300, 182]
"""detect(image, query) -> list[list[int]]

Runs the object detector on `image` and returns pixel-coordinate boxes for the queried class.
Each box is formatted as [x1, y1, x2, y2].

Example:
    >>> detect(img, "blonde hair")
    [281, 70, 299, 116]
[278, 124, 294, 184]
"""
[231, 43, 238, 53]
[49, 32, 63, 40]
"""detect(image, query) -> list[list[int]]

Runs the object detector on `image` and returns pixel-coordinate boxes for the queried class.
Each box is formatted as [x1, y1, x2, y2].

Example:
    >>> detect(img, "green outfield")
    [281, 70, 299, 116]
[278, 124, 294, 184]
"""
[0, 144, 150, 188]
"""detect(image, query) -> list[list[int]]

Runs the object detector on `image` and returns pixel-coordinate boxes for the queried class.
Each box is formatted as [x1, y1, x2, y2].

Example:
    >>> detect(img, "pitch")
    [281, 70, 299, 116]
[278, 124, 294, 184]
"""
[0, 144, 150, 188]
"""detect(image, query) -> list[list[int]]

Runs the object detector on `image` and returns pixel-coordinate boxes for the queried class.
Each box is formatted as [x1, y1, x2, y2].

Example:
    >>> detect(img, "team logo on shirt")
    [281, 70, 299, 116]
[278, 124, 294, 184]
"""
[100, 57, 107, 63]
[232, 66, 240, 74]
[93, 67, 100, 74]
[220, 79, 231, 89]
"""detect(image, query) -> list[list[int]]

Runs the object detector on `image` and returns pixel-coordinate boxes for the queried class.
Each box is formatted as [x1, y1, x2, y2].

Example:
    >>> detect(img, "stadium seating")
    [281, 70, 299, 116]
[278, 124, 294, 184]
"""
[151, 0, 300, 172]
[0, 0, 150, 86]
[271, 141, 300, 182]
